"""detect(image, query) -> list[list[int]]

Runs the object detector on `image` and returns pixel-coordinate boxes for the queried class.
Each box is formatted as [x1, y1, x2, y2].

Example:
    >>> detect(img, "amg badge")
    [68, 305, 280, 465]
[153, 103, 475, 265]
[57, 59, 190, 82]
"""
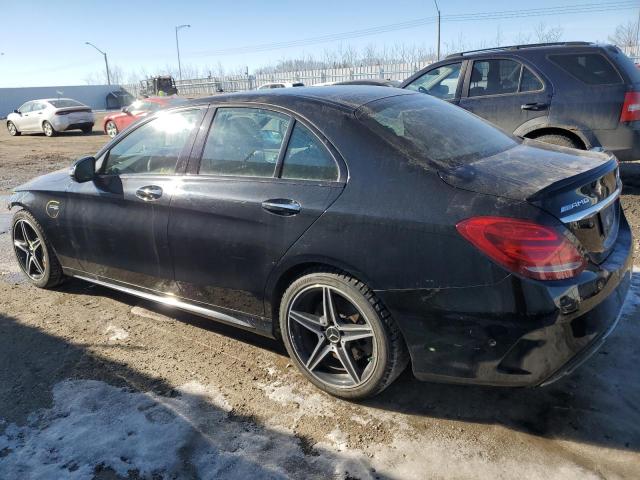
[45, 200, 61, 218]
[560, 197, 590, 214]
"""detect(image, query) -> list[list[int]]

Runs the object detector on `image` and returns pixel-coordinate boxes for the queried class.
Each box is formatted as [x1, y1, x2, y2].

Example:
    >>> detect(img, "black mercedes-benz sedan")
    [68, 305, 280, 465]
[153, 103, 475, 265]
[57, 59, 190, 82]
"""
[8, 87, 633, 399]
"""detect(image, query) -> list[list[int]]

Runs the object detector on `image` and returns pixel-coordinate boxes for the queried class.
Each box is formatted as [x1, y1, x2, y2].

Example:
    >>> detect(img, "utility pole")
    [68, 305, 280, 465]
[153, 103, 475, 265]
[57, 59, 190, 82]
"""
[175, 24, 191, 82]
[85, 42, 111, 85]
[635, 8, 640, 57]
[433, 0, 441, 61]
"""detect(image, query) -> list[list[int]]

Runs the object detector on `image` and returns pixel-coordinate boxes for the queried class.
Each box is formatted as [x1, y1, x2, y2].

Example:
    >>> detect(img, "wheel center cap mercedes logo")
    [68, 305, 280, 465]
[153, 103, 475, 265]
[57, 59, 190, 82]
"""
[325, 326, 341, 344]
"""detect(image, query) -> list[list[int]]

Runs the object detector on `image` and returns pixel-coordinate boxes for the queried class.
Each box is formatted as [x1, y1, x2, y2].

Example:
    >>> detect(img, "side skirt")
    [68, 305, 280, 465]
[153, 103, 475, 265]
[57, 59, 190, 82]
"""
[66, 270, 274, 338]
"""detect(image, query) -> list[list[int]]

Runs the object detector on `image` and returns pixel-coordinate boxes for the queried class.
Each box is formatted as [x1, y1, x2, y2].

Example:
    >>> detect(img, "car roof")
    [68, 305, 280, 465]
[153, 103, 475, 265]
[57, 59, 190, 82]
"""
[191, 85, 414, 111]
[444, 41, 600, 59]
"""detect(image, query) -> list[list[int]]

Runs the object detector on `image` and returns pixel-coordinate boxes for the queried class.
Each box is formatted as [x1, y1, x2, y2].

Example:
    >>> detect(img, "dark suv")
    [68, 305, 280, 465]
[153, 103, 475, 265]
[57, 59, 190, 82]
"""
[401, 42, 640, 160]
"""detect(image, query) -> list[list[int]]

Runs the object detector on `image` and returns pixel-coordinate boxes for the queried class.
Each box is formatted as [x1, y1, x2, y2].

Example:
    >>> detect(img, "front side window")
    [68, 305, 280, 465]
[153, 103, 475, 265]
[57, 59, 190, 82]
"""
[200, 108, 290, 177]
[281, 123, 338, 182]
[405, 62, 462, 100]
[548, 53, 622, 85]
[18, 102, 33, 113]
[469, 59, 522, 97]
[103, 109, 201, 175]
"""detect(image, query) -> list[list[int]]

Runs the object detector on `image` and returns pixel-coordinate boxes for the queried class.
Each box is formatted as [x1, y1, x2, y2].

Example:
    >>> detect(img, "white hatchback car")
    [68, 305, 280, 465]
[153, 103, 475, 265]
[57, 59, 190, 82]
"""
[6, 98, 95, 137]
[257, 82, 304, 90]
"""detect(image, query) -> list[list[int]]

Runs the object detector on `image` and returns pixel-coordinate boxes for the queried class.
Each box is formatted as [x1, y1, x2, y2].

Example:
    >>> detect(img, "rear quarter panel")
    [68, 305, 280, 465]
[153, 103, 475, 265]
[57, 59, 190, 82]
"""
[269, 118, 552, 298]
[527, 49, 627, 131]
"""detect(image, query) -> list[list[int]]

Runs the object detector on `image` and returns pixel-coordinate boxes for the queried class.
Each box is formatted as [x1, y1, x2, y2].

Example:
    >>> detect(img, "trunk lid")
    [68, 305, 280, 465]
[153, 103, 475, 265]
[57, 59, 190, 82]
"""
[440, 140, 622, 264]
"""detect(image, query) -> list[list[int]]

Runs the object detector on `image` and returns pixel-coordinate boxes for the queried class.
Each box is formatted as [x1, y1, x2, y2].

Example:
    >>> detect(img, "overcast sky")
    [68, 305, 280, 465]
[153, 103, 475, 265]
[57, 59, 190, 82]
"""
[0, 0, 637, 87]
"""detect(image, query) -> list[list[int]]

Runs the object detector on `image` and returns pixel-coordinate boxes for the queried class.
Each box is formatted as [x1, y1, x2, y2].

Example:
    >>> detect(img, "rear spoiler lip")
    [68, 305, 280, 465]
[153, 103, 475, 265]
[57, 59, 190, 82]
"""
[526, 156, 618, 203]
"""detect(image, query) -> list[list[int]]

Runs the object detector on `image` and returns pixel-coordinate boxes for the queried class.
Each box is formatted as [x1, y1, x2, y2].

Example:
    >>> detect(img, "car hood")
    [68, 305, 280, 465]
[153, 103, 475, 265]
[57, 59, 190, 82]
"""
[438, 139, 614, 201]
[13, 168, 72, 193]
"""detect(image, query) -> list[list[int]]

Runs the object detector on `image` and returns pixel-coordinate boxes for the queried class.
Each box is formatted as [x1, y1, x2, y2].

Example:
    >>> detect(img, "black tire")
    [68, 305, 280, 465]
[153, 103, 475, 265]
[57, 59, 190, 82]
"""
[81, 125, 93, 134]
[105, 120, 118, 138]
[280, 270, 409, 400]
[11, 210, 64, 289]
[7, 121, 20, 136]
[532, 133, 582, 149]
[42, 121, 56, 137]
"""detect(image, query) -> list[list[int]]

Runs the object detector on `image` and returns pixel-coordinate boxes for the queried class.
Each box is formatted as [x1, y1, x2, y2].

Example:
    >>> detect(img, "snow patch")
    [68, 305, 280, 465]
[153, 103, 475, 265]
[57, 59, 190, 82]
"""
[105, 325, 128, 342]
[0, 380, 373, 480]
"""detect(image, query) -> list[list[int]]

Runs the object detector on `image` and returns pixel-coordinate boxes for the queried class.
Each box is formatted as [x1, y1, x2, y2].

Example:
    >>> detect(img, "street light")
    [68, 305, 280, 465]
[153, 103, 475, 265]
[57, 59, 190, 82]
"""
[433, 0, 441, 61]
[85, 42, 111, 85]
[175, 24, 191, 82]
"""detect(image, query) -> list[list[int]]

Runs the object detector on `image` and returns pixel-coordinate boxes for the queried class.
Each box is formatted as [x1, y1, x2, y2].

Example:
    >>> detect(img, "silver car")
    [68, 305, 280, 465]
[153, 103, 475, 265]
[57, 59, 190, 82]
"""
[6, 98, 95, 137]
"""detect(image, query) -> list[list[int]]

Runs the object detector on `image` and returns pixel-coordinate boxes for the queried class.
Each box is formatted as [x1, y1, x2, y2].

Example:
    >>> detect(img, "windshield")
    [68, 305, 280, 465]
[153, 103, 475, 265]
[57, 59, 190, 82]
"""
[357, 93, 518, 168]
[48, 99, 85, 108]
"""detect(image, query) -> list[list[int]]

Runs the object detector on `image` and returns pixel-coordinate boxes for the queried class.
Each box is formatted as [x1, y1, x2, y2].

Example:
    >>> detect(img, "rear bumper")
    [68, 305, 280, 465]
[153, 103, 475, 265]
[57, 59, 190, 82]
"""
[594, 122, 640, 161]
[51, 114, 95, 131]
[377, 216, 634, 387]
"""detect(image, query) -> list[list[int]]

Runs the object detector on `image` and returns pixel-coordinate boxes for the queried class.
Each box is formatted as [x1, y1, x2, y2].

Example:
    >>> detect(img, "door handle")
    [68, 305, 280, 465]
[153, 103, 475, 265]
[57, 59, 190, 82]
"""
[521, 102, 548, 111]
[261, 199, 301, 216]
[136, 185, 163, 201]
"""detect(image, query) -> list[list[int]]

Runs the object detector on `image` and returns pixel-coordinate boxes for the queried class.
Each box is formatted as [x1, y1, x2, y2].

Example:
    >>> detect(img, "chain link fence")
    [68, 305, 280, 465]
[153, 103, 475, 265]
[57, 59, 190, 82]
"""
[121, 61, 432, 98]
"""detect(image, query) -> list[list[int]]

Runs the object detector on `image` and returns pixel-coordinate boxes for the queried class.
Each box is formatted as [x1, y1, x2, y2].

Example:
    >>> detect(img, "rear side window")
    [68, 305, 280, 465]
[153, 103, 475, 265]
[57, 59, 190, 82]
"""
[200, 108, 290, 177]
[520, 67, 544, 92]
[357, 94, 518, 168]
[549, 53, 622, 85]
[469, 59, 522, 97]
[281, 123, 338, 181]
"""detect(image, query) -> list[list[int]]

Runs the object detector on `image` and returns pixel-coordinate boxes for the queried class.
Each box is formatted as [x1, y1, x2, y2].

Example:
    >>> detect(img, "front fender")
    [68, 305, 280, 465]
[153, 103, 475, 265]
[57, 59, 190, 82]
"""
[8, 191, 29, 210]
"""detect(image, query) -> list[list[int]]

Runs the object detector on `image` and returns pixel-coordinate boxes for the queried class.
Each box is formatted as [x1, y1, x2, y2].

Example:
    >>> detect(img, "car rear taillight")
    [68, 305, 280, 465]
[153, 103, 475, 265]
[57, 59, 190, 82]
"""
[55, 111, 70, 115]
[620, 92, 640, 122]
[456, 217, 585, 281]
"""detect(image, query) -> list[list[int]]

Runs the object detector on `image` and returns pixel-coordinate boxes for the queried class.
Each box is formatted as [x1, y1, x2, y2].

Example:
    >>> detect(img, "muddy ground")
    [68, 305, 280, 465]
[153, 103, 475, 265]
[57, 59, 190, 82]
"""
[0, 119, 639, 479]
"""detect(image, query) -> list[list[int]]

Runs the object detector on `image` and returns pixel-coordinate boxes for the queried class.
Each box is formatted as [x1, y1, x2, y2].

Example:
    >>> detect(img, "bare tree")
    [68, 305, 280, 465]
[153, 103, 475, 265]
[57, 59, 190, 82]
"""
[533, 22, 563, 43]
[513, 32, 532, 45]
[83, 64, 124, 85]
[609, 20, 640, 55]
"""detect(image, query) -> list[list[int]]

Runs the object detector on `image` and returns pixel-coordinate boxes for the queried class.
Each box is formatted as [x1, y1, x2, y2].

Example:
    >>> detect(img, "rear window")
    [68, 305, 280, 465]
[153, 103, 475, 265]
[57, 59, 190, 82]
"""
[48, 99, 86, 108]
[357, 94, 518, 168]
[548, 53, 622, 85]
[605, 46, 640, 83]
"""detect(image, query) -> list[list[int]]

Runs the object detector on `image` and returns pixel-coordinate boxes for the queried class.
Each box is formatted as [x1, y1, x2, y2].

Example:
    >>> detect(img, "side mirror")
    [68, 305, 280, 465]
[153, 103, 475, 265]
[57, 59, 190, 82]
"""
[69, 156, 96, 183]
[13, 109, 20, 115]
[121, 107, 131, 114]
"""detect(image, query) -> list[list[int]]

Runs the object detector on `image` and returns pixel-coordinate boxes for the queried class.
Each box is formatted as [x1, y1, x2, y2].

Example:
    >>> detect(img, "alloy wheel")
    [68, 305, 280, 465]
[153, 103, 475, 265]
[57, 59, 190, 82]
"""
[43, 122, 53, 136]
[7, 122, 17, 135]
[13, 219, 46, 280]
[287, 285, 377, 389]
[106, 121, 118, 138]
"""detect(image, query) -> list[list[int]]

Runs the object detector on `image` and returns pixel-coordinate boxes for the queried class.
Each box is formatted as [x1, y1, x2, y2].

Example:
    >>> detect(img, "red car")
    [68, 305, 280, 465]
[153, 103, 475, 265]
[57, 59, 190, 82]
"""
[102, 97, 184, 137]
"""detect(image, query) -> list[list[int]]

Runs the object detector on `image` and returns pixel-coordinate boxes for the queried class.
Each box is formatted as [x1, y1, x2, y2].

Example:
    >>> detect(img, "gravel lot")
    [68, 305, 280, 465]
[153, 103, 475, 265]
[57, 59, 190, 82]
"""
[0, 119, 639, 479]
